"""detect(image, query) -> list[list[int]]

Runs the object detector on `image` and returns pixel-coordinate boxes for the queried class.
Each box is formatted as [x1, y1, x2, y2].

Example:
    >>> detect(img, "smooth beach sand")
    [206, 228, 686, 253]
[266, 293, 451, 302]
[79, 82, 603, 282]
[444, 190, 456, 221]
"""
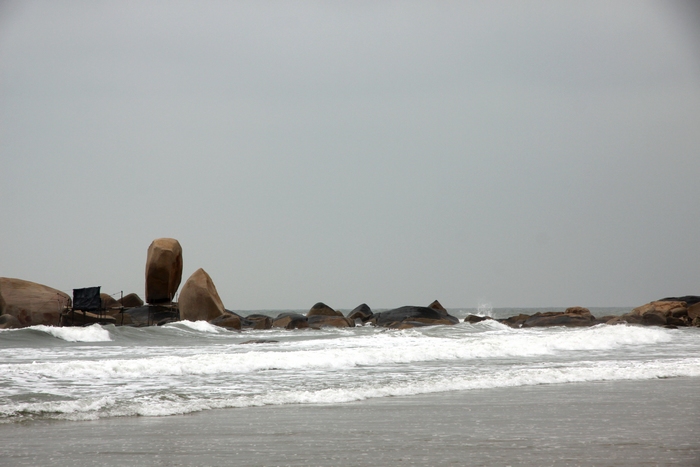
[3, 377, 699, 467]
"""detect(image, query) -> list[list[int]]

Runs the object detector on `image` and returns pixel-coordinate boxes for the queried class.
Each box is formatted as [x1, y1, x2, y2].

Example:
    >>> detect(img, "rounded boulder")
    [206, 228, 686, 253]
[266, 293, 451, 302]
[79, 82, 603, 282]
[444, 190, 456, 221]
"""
[118, 293, 144, 308]
[0, 277, 71, 327]
[178, 268, 225, 322]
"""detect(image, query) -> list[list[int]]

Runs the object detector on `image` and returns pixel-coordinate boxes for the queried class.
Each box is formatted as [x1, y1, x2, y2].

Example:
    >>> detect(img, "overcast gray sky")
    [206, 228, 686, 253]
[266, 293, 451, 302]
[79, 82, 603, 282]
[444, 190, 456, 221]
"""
[1, 1, 699, 310]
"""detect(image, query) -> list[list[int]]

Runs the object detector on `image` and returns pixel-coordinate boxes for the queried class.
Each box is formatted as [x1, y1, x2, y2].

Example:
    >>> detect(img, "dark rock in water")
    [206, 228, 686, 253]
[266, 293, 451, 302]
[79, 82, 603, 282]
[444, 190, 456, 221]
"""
[428, 300, 447, 312]
[657, 296, 700, 306]
[118, 293, 144, 308]
[522, 314, 593, 328]
[307, 315, 354, 328]
[307, 302, 343, 317]
[371, 306, 458, 327]
[272, 313, 309, 329]
[239, 339, 279, 345]
[123, 305, 178, 327]
[385, 320, 434, 329]
[209, 313, 241, 330]
[241, 314, 273, 330]
[666, 316, 688, 327]
[642, 311, 667, 326]
[464, 314, 491, 324]
[594, 315, 617, 324]
[0, 314, 22, 329]
[521, 309, 594, 328]
[497, 314, 531, 328]
[347, 304, 373, 322]
[606, 313, 642, 325]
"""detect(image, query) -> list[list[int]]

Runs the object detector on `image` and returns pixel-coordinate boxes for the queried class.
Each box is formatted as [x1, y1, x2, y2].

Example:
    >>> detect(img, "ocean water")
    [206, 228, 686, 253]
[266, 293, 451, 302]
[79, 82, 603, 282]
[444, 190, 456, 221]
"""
[2, 307, 699, 425]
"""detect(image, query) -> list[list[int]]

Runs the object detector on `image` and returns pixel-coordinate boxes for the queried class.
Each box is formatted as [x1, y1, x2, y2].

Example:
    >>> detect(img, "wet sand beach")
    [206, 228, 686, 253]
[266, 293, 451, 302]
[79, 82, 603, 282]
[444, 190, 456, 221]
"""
[3, 377, 699, 467]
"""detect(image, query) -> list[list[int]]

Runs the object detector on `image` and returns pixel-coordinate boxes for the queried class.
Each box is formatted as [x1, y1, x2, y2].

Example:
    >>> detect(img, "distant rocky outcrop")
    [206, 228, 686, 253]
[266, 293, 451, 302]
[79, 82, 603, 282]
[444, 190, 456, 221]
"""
[306, 302, 343, 317]
[118, 293, 144, 308]
[520, 307, 595, 328]
[0, 277, 71, 327]
[370, 305, 459, 328]
[145, 238, 183, 304]
[178, 268, 225, 322]
[608, 300, 691, 327]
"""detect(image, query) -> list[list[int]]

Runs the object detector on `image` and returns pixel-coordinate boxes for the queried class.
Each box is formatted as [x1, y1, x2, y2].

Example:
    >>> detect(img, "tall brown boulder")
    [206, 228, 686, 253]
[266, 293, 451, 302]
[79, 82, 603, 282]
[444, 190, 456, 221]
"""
[0, 277, 71, 327]
[178, 268, 225, 322]
[145, 238, 183, 304]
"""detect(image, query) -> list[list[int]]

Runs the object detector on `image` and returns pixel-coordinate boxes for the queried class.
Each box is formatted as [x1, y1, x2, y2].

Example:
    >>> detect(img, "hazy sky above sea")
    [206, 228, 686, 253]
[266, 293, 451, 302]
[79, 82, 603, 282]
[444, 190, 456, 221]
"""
[1, 1, 699, 310]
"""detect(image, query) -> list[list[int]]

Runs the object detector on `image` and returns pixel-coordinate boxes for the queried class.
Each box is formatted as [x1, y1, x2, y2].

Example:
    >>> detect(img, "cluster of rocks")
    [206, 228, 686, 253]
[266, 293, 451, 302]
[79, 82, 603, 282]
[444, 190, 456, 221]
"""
[467, 299, 700, 329]
[1, 237, 699, 331]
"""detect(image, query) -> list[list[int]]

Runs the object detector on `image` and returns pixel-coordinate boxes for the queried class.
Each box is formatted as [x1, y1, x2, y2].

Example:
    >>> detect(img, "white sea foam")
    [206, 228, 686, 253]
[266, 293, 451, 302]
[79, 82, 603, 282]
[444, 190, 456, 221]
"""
[1, 322, 697, 422]
[168, 320, 222, 333]
[29, 324, 112, 342]
[3, 357, 699, 421]
[0, 324, 678, 382]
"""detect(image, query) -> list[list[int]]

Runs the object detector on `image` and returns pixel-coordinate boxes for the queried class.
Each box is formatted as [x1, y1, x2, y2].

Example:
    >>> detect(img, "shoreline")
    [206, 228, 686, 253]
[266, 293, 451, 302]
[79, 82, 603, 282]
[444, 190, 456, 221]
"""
[3, 377, 699, 466]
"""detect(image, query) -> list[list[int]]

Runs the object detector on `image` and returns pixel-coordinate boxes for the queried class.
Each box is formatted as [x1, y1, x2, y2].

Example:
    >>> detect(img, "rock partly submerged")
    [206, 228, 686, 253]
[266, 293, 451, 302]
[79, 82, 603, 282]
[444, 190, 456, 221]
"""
[370, 305, 459, 328]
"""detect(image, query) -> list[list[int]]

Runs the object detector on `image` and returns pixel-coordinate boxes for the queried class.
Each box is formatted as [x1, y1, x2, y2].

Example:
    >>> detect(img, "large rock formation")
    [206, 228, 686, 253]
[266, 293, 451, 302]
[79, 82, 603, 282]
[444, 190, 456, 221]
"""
[0, 277, 71, 327]
[609, 300, 691, 327]
[370, 306, 459, 328]
[306, 302, 343, 317]
[520, 307, 594, 328]
[178, 268, 225, 322]
[145, 238, 183, 304]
